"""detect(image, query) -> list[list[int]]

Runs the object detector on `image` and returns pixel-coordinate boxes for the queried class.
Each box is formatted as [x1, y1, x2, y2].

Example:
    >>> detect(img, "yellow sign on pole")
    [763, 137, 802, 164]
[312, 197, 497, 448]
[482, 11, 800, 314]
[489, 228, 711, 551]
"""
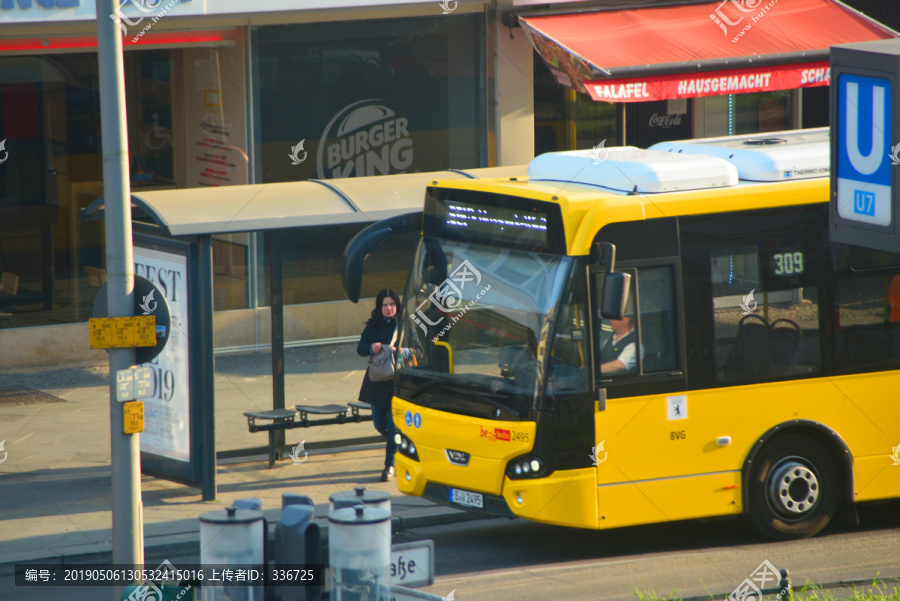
[133, 315, 156, 346]
[89, 316, 156, 349]
[113, 316, 135, 347]
[123, 401, 144, 434]
[89, 318, 116, 349]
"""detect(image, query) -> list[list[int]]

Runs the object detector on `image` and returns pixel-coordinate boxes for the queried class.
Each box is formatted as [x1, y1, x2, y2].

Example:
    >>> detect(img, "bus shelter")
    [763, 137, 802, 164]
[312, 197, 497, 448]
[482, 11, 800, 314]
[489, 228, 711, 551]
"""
[83, 166, 522, 499]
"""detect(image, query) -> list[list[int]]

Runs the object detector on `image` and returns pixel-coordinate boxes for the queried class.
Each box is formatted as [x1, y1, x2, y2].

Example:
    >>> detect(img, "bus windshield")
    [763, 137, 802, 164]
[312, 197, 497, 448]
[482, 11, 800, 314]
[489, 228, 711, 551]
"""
[396, 237, 574, 417]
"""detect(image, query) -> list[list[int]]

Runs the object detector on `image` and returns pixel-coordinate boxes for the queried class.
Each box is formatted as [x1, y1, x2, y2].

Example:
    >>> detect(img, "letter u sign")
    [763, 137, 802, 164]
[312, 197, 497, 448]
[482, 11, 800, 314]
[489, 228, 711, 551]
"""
[845, 80, 886, 175]
[836, 73, 893, 226]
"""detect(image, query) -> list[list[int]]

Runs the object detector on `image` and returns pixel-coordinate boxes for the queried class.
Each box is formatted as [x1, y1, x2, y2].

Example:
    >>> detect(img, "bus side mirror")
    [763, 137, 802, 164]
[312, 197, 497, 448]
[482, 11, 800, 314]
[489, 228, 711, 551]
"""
[341, 211, 421, 303]
[600, 272, 631, 320]
[591, 242, 616, 271]
[342, 226, 390, 303]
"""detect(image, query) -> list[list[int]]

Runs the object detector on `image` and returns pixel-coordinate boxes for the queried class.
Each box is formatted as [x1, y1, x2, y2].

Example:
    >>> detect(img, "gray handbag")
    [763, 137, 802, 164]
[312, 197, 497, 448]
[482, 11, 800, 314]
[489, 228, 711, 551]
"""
[367, 329, 397, 383]
[367, 347, 395, 382]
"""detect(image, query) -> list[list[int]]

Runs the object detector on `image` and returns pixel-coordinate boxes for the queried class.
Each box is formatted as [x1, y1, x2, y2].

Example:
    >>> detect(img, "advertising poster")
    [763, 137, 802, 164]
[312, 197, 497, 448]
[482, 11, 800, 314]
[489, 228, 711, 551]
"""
[134, 246, 190, 462]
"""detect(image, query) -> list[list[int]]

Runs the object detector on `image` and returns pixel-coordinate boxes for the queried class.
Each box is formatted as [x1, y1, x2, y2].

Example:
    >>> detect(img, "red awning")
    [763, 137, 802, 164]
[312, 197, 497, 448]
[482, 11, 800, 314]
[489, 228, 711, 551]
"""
[518, 0, 897, 102]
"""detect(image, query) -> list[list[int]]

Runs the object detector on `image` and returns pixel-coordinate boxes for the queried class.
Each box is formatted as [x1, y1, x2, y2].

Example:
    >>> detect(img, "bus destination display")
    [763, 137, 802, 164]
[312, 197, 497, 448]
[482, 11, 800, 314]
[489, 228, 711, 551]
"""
[445, 202, 548, 247]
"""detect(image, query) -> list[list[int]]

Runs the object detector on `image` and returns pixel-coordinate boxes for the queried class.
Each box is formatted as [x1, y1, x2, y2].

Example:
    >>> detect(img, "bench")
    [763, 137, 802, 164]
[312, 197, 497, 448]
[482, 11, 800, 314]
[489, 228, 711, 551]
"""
[243, 403, 373, 468]
[244, 409, 299, 468]
[348, 401, 374, 420]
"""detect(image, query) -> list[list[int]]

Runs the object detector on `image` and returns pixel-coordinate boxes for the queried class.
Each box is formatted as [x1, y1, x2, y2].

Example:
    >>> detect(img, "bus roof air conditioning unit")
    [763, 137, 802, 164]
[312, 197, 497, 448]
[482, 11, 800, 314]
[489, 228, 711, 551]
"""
[528, 147, 738, 193]
[650, 127, 829, 182]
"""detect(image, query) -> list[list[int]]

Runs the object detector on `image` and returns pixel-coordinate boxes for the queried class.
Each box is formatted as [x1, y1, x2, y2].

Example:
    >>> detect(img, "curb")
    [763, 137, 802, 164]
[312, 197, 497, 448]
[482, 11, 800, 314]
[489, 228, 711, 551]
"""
[0, 508, 492, 578]
[393, 508, 497, 532]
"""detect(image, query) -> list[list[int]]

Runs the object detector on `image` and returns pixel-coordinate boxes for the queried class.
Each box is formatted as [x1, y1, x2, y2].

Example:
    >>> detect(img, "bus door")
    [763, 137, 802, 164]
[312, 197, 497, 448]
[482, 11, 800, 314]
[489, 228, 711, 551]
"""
[544, 262, 595, 479]
[588, 220, 696, 527]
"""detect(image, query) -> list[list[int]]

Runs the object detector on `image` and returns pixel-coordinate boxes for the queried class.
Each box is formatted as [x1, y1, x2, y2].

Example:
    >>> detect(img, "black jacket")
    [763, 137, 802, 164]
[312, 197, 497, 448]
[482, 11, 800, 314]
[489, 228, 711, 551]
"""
[357, 317, 397, 408]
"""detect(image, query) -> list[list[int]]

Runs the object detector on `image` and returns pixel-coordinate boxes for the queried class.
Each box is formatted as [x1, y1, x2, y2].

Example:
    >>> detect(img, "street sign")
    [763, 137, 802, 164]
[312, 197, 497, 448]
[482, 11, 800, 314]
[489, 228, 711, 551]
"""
[390, 540, 434, 588]
[123, 401, 145, 434]
[89, 316, 156, 349]
[835, 73, 892, 226]
[116, 369, 135, 402]
[134, 366, 153, 399]
[116, 366, 154, 402]
[114, 316, 135, 347]
[830, 39, 900, 253]
[90, 318, 115, 349]
[92, 275, 170, 362]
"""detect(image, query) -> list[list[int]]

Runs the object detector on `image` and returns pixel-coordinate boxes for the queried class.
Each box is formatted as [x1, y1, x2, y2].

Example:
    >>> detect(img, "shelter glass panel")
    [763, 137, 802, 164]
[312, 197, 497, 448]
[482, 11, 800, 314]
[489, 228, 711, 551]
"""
[257, 226, 418, 307]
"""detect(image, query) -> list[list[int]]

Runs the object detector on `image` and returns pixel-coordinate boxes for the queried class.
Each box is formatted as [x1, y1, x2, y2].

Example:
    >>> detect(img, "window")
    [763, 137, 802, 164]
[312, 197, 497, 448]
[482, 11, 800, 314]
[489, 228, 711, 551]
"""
[710, 246, 821, 382]
[594, 265, 678, 378]
[212, 234, 250, 310]
[257, 225, 417, 306]
[252, 14, 486, 184]
[834, 269, 900, 374]
[548, 265, 589, 394]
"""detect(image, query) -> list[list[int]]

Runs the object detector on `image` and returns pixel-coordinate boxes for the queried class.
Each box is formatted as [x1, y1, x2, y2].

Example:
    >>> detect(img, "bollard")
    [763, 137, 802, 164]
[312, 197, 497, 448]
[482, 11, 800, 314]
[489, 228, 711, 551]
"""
[274, 504, 321, 601]
[234, 498, 263, 511]
[283, 492, 315, 508]
[199, 506, 266, 601]
[329, 486, 391, 513]
[331, 498, 361, 511]
[779, 568, 792, 600]
[328, 504, 391, 601]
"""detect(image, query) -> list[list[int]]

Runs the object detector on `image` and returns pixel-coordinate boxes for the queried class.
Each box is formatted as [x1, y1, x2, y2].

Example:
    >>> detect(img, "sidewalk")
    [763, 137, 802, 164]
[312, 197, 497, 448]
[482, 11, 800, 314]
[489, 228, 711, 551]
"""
[0, 342, 479, 574]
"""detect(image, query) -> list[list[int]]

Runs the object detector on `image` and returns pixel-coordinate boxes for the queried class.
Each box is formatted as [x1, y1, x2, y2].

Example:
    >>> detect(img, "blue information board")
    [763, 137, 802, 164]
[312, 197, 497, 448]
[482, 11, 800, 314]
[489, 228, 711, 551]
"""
[835, 73, 892, 226]
[830, 39, 900, 254]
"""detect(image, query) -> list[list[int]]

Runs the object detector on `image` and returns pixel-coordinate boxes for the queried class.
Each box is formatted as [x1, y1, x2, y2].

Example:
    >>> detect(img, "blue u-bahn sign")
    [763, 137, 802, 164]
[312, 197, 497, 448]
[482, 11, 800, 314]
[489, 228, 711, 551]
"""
[830, 40, 900, 253]
[836, 74, 892, 225]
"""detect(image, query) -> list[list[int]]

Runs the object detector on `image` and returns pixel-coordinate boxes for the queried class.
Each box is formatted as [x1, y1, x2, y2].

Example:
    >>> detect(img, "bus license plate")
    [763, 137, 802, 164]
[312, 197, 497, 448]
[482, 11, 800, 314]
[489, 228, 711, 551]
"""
[449, 488, 483, 509]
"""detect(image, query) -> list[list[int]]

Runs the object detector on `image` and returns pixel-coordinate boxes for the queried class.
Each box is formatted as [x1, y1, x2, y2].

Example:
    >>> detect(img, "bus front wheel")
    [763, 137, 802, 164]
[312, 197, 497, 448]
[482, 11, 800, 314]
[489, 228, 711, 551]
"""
[748, 435, 839, 540]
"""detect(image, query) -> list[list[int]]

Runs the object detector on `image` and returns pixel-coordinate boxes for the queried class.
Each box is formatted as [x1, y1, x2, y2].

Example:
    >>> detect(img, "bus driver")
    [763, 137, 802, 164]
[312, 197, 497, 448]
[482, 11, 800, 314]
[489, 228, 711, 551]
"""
[600, 315, 637, 374]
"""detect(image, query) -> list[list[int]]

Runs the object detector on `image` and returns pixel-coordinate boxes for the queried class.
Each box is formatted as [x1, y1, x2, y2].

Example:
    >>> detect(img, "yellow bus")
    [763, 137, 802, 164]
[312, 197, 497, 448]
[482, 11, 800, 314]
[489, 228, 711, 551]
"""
[345, 127, 900, 539]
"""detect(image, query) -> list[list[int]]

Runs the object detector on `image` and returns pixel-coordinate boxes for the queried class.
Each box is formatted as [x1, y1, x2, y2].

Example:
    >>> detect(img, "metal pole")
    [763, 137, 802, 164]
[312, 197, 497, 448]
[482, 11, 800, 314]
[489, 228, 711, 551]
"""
[198, 236, 217, 501]
[96, 0, 143, 595]
[268, 230, 286, 459]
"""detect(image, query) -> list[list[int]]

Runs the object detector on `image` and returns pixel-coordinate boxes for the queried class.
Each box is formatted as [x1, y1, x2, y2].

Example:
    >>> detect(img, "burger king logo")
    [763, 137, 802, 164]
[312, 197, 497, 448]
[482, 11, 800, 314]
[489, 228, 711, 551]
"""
[316, 99, 414, 179]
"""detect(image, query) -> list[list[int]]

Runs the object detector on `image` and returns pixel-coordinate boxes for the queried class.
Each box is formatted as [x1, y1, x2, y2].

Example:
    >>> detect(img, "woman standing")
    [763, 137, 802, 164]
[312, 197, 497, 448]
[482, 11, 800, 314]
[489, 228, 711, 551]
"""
[357, 289, 402, 481]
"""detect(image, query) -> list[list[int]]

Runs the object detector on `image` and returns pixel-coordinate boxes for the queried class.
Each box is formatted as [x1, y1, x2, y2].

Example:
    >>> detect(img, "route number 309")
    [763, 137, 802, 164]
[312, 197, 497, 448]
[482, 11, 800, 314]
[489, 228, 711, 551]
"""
[772, 252, 804, 275]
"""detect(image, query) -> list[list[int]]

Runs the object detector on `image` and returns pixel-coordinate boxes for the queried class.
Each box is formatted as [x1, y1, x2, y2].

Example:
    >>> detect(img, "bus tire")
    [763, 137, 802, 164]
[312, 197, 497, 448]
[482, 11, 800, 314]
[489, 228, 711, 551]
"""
[747, 435, 839, 540]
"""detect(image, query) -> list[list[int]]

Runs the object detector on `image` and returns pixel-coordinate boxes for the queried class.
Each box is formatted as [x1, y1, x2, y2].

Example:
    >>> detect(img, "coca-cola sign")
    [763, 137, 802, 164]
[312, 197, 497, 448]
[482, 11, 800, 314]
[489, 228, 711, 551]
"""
[649, 113, 684, 128]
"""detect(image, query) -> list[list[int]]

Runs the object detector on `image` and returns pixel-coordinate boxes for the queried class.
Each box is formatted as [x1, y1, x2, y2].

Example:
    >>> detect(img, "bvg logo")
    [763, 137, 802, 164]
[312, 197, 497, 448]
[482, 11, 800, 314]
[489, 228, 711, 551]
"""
[836, 74, 892, 226]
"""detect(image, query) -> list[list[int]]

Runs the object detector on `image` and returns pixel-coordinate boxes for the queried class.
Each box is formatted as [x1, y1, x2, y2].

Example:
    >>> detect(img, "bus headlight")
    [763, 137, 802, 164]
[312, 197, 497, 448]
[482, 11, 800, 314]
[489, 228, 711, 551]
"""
[396, 431, 420, 462]
[506, 455, 545, 479]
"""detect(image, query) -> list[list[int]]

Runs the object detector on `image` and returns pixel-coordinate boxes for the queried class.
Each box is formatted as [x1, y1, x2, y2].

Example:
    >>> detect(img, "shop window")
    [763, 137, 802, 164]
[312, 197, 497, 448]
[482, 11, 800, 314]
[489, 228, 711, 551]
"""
[534, 57, 617, 155]
[699, 91, 796, 137]
[0, 46, 252, 328]
[626, 99, 692, 149]
[801, 86, 829, 129]
[252, 15, 486, 183]
[129, 50, 175, 186]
